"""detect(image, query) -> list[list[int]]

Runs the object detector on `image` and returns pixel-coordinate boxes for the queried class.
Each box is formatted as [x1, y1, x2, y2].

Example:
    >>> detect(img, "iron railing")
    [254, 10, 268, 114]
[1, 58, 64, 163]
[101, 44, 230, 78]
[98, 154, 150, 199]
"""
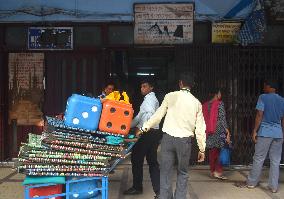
[175, 46, 284, 165]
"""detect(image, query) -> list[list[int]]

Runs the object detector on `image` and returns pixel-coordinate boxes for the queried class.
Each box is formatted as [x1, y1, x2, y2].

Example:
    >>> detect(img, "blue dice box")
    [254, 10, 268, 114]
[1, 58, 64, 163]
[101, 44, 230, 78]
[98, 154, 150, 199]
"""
[64, 94, 102, 131]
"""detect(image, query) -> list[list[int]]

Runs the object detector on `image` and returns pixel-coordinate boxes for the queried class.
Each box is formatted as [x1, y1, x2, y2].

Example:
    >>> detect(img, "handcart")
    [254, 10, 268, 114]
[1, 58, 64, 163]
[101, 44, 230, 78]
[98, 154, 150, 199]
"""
[24, 142, 136, 199]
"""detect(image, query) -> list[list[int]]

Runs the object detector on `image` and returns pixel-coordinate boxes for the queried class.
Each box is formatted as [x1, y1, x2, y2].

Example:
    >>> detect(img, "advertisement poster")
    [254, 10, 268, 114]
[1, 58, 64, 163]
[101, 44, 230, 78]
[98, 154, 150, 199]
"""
[134, 3, 194, 44]
[9, 53, 44, 125]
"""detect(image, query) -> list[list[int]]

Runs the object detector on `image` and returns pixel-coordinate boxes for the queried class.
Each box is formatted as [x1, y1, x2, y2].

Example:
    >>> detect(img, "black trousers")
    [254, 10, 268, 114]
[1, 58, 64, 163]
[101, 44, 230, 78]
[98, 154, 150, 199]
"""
[131, 129, 162, 194]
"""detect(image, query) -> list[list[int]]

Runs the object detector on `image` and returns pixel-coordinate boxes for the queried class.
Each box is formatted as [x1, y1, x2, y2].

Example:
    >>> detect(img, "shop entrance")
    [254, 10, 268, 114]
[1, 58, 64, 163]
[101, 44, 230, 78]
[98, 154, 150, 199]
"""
[110, 48, 175, 113]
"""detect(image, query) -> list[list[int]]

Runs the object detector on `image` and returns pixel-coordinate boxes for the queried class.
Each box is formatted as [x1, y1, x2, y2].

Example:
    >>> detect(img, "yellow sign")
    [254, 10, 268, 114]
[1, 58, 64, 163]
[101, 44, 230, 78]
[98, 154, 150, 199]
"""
[212, 22, 241, 43]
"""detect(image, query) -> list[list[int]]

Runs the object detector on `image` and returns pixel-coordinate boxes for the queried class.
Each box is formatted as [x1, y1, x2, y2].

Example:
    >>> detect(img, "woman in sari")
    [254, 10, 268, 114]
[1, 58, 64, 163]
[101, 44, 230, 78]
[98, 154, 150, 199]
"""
[202, 88, 231, 180]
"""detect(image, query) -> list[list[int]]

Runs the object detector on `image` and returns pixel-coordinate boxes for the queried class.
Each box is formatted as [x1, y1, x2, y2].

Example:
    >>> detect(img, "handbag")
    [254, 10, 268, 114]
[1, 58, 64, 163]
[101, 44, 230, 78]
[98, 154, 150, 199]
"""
[219, 147, 231, 166]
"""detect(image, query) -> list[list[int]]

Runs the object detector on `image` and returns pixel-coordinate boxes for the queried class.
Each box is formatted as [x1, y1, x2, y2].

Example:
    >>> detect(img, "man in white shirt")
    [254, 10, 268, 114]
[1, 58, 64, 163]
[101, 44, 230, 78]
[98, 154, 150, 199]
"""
[124, 79, 162, 199]
[138, 72, 206, 199]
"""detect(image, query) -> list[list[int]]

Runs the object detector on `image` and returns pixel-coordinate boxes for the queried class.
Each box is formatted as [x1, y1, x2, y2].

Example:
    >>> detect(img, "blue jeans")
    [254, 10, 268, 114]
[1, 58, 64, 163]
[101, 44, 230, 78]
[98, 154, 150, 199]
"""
[247, 137, 283, 190]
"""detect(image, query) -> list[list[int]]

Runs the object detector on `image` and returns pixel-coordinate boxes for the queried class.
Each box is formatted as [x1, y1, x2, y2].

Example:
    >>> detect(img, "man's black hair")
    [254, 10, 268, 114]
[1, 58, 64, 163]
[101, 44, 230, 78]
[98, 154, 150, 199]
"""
[103, 80, 115, 89]
[264, 79, 278, 90]
[178, 72, 195, 87]
[141, 78, 155, 88]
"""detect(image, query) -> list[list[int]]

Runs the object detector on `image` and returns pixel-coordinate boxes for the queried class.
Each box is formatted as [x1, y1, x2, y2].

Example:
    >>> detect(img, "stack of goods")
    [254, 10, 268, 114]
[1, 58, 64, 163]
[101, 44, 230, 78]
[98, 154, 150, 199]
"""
[17, 92, 134, 177]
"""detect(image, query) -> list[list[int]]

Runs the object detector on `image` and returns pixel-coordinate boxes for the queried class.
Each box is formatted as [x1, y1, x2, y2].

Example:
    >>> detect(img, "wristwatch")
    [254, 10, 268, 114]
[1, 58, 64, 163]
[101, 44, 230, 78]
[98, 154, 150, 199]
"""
[139, 127, 146, 133]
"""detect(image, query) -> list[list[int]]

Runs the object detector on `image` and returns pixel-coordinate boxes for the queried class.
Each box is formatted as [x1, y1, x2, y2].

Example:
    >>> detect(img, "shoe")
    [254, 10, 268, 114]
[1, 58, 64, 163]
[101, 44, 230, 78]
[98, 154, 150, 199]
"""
[234, 182, 255, 188]
[268, 187, 277, 193]
[123, 187, 143, 195]
[246, 184, 256, 189]
[154, 194, 160, 199]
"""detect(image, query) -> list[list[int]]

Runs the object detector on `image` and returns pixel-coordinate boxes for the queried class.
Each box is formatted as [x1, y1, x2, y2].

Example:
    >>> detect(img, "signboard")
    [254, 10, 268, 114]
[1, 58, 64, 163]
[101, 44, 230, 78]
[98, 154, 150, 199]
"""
[212, 22, 241, 43]
[134, 3, 194, 44]
[28, 27, 73, 50]
[9, 53, 44, 125]
[265, 0, 284, 22]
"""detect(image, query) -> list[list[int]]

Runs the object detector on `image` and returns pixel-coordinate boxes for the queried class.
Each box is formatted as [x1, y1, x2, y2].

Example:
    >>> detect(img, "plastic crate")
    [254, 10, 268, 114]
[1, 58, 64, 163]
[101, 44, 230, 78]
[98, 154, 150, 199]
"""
[24, 176, 108, 199]
[67, 176, 100, 199]
[28, 184, 63, 199]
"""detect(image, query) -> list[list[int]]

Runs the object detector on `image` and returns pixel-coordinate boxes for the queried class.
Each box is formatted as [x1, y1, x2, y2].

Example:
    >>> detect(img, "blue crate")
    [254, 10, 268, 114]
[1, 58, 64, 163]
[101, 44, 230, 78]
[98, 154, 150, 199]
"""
[24, 176, 108, 199]
[64, 94, 102, 131]
[67, 176, 100, 199]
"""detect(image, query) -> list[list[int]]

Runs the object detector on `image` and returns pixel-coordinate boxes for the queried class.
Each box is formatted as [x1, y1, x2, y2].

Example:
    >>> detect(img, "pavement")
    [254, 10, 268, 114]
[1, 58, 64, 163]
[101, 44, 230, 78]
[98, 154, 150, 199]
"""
[0, 161, 283, 199]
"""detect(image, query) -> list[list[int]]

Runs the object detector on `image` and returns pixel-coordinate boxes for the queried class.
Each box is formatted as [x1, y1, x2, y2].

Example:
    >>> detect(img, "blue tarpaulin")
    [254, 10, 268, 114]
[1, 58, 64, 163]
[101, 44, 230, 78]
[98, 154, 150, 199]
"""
[224, 0, 254, 18]
[237, 0, 266, 46]
[0, 0, 255, 22]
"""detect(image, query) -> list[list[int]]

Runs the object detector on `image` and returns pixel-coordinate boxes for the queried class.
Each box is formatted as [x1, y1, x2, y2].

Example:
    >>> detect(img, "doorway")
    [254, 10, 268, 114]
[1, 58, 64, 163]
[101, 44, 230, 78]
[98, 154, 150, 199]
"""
[110, 48, 175, 113]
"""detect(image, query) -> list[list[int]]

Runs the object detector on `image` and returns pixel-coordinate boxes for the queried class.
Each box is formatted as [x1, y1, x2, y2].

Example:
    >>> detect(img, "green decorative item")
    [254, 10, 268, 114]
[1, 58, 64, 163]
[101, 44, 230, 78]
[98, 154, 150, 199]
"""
[28, 133, 42, 147]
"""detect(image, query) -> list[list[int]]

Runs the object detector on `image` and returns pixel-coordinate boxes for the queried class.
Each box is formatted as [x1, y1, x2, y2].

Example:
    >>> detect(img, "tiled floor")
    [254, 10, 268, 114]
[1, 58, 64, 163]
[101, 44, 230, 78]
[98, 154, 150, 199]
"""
[0, 164, 283, 199]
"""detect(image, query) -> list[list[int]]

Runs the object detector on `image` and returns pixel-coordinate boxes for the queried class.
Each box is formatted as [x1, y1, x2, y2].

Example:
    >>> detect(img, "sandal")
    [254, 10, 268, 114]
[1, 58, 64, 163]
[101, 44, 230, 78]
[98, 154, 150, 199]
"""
[213, 172, 228, 180]
[214, 174, 228, 180]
